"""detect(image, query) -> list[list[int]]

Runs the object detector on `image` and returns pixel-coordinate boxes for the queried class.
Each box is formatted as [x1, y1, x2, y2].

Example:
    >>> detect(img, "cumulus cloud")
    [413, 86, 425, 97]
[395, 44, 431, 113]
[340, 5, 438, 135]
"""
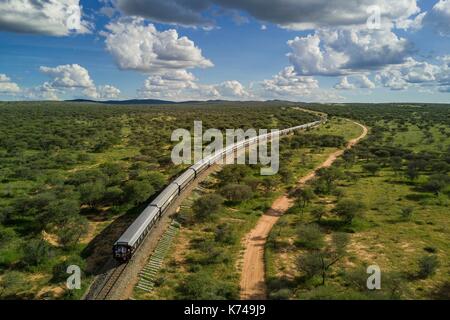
[287, 29, 412, 76]
[23, 82, 60, 101]
[375, 57, 449, 91]
[138, 70, 197, 99]
[0, 74, 21, 94]
[334, 77, 356, 90]
[260, 66, 319, 97]
[0, 0, 91, 36]
[138, 70, 250, 101]
[335, 75, 375, 90]
[425, 0, 450, 36]
[215, 80, 250, 98]
[97, 85, 121, 99]
[40, 64, 95, 89]
[38, 64, 120, 100]
[115, 0, 421, 31]
[102, 18, 213, 73]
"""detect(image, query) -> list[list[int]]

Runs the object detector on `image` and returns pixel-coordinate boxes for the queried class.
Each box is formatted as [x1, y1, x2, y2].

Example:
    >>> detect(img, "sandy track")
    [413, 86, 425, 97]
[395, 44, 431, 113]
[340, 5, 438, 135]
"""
[239, 120, 367, 300]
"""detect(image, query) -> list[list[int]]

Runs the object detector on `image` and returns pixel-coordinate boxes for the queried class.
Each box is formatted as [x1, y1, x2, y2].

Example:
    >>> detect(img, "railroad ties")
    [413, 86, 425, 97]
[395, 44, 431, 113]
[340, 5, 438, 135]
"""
[136, 220, 180, 292]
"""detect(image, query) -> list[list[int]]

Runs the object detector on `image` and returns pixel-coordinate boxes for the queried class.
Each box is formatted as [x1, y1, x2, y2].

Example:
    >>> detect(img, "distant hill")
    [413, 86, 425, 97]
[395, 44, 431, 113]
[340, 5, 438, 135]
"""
[66, 98, 177, 105]
[65, 98, 302, 105]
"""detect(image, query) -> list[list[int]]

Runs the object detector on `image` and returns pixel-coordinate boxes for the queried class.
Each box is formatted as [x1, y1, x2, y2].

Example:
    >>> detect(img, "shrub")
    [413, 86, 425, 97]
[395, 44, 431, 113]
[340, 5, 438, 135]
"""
[22, 239, 52, 267]
[269, 288, 292, 300]
[176, 271, 238, 299]
[220, 184, 253, 202]
[192, 194, 224, 221]
[123, 180, 155, 205]
[334, 199, 366, 224]
[0, 271, 32, 298]
[362, 163, 381, 176]
[214, 223, 236, 244]
[296, 224, 325, 249]
[423, 174, 450, 196]
[417, 255, 439, 279]
[400, 207, 414, 220]
[310, 206, 326, 222]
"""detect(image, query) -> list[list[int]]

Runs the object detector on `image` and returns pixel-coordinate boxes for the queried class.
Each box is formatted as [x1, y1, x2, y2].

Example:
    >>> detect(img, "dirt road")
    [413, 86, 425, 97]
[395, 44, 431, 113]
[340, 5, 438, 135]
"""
[239, 120, 368, 300]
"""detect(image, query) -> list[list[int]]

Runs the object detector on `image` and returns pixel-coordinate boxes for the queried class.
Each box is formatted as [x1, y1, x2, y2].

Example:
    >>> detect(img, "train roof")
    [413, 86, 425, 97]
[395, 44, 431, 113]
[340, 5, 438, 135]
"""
[150, 183, 179, 208]
[173, 168, 195, 186]
[115, 205, 159, 246]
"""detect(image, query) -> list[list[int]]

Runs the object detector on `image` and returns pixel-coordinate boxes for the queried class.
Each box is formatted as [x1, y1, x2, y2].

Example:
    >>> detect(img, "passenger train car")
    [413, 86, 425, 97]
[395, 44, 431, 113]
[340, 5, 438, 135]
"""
[113, 117, 326, 261]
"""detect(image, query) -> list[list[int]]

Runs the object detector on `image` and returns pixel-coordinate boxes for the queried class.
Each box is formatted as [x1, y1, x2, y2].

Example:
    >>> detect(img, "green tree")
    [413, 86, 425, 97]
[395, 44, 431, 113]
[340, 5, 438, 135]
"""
[405, 162, 420, 181]
[417, 255, 439, 279]
[192, 194, 224, 221]
[311, 206, 326, 222]
[297, 233, 349, 285]
[176, 271, 238, 299]
[293, 187, 316, 214]
[296, 224, 325, 249]
[362, 162, 381, 176]
[423, 174, 450, 196]
[78, 181, 106, 207]
[333, 199, 366, 224]
[22, 239, 51, 266]
[214, 223, 235, 244]
[57, 215, 89, 249]
[315, 167, 342, 194]
[390, 156, 403, 176]
[220, 184, 253, 202]
[123, 180, 155, 205]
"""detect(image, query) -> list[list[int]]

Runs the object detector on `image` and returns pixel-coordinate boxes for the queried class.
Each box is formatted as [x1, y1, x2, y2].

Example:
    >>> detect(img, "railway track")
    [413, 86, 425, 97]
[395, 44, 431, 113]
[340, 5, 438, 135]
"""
[90, 261, 128, 300]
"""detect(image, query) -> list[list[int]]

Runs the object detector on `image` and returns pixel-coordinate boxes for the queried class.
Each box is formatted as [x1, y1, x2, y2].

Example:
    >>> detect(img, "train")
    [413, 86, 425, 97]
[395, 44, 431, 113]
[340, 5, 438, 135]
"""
[113, 117, 326, 262]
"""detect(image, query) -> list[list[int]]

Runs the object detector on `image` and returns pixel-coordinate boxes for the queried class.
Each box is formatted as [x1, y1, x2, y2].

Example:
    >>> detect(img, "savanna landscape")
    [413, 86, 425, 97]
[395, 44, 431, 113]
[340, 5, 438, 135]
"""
[0, 102, 448, 300]
[1, 0, 450, 307]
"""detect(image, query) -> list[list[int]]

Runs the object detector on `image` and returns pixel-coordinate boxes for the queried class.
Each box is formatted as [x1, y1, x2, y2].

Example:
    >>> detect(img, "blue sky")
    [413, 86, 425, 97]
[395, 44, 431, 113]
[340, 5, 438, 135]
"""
[0, 0, 450, 103]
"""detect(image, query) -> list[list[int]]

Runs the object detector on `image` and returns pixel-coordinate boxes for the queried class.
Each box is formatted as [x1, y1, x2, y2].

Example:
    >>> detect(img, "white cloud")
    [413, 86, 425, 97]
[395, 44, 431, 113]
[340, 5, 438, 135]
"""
[138, 70, 250, 101]
[97, 85, 121, 99]
[425, 0, 450, 36]
[38, 64, 121, 100]
[287, 33, 347, 76]
[355, 75, 376, 89]
[0, 74, 21, 93]
[40, 64, 95, 89]
[375, 57, 448, 91]
[102, 18, 213, 73]
[0, 0, 91, 36]
[395, 12, 426, 30]
[260, 66, 319, 97]
[138, 70, 197, 99]
[335, 75, 375, 90]
[25, 82, 60, 101]
[287, 28, 412, 76]
[215, 80, 250, 98]
[334, 77, 356, 90]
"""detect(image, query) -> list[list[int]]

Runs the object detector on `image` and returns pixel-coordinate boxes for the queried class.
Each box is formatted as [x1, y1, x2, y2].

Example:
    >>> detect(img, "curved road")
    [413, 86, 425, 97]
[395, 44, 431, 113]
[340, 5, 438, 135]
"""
[239, 120, 368, 300]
